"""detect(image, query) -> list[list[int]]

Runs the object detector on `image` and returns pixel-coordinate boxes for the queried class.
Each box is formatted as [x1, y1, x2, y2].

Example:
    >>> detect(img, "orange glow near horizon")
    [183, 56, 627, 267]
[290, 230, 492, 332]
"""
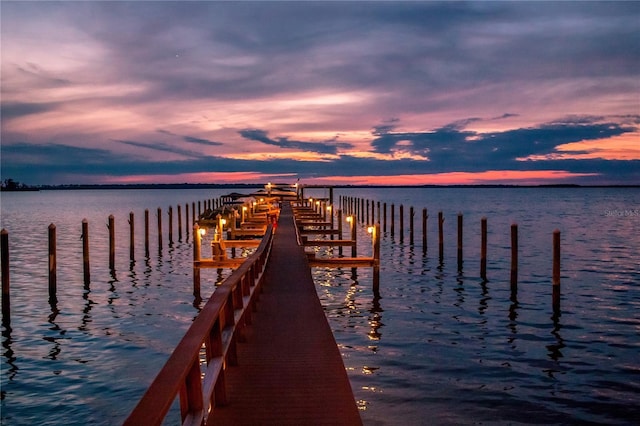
[307, 170, 599, 186]
[87, 169, 598, 186]
[552, 133, 640, 160]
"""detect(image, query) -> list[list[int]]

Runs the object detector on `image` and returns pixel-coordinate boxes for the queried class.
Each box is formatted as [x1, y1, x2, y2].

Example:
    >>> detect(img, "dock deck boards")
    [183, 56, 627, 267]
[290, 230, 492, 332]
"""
[209, 202, 362, 426]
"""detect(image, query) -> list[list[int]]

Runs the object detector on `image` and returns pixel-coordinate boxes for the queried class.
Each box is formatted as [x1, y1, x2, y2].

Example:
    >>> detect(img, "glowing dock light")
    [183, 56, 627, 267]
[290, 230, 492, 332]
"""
[199, 228, 206, 237]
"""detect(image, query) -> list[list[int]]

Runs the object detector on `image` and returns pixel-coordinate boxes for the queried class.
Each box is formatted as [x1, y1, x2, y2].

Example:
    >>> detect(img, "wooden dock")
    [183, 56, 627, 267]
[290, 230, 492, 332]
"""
[208, 202, 362, 425]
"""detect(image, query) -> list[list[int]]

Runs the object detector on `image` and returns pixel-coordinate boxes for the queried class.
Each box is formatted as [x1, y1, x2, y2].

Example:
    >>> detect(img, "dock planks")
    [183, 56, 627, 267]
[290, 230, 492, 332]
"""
[209, 202, 362, 425]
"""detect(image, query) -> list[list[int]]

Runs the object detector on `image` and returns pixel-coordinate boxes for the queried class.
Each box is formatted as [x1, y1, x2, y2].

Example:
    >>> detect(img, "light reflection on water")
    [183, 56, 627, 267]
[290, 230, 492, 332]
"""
[1, 187, 639, 425]
[1, 189, 235, 425]
[309, 187, 640, 425]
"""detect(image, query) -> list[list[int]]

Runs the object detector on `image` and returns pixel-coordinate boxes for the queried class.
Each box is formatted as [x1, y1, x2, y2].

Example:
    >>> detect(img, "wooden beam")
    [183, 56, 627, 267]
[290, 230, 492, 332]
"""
[302, 240, 355, 247]
[196, 259, 246, 268]
[298, 229, 341, 235]
[307, 257, 375, 268]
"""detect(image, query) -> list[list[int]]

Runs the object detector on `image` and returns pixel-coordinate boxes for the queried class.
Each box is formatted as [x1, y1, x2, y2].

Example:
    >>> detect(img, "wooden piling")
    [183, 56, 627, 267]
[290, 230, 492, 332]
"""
[366, 200, 370, 226]
[457, 213, 463, 271]
[511, 223, 518, 292]
[438, 212, 444, 261]
[372, 223, 381, 297]
[383, 203, 387, 233]
[193, 224, 201, 298]
[337, 209, 343, 256]
[1, 229, 10, 324]
[391, 204, 395, 238]
[553, 229, 561, 310]
[480, 217, 487, 280]
[157, 207, 162, 251]
[399, 204, 404, 243]
[350, 216, 357, 257]
[168, 206, 173, 246]
[48, 223, 57, 304]
[192, 202, 196, 228]
[409, 206, 414, 246]
[422, 208, 428, 254]
[129, 212, 135, 262]
[108, 215, 115, 270]
[144, 209, 150, 258]
[82, 219, 90, 285]
[178, 205, 183, 242]
[185, 203, 190, 238]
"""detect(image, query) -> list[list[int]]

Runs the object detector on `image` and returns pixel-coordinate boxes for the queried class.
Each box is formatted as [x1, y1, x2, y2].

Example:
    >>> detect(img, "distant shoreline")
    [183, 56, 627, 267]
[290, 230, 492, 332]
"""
[4, 183, 638, 191]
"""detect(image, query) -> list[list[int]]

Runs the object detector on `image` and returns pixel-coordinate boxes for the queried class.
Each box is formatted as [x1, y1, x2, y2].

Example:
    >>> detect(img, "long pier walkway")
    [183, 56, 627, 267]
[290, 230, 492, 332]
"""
[209, 202, 362, 425]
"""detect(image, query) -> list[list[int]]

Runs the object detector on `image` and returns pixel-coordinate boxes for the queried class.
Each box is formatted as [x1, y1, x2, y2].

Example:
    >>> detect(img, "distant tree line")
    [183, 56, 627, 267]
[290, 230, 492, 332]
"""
[1, 178, 38, 191]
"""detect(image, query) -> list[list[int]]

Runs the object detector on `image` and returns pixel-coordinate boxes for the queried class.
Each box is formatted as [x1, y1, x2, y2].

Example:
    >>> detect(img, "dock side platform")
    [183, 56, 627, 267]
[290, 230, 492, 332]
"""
[209, 202, 362, 425]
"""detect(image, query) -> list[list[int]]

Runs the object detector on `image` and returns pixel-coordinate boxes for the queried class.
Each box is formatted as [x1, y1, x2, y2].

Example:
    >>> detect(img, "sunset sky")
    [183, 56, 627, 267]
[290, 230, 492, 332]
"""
[1, 1, 639, 186]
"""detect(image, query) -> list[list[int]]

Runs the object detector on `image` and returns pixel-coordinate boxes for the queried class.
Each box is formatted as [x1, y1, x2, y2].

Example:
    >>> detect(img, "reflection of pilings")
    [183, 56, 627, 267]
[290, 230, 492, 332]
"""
[368, 295, 383, 342]
[1, 229, 10, 325]
[548, 311, 564, 361]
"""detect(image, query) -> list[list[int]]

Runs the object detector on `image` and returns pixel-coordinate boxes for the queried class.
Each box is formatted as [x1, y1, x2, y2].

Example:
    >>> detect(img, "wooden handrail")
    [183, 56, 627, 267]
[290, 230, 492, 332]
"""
[124, 225, 274, 426]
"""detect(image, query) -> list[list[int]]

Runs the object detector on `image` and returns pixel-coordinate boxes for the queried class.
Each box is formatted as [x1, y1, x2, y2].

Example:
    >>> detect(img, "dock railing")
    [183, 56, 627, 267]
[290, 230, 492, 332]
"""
[124, 224, 274, 426]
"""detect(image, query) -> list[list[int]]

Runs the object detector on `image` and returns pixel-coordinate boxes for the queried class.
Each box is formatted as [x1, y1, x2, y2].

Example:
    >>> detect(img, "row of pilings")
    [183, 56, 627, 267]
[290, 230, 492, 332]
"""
[1, 196, 229, 327]
[338, 195, 561, 309]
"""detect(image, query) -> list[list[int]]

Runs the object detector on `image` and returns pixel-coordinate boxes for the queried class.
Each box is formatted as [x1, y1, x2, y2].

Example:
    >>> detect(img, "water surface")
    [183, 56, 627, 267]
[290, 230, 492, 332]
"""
[2, 187, 639, 424]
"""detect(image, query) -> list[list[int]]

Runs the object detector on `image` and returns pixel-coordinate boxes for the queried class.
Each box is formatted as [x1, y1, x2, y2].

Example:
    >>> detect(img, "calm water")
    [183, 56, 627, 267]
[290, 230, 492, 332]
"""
[1, 187, 639, 425]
